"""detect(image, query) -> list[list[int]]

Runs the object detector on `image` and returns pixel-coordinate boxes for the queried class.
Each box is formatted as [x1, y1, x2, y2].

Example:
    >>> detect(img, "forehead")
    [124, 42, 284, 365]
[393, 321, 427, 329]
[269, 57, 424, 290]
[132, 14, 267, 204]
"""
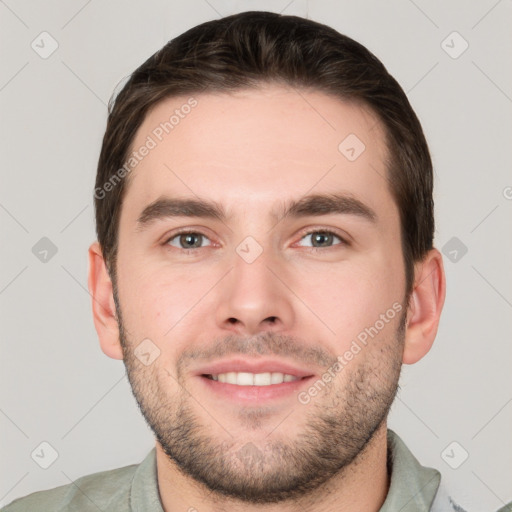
[122, 85, 392, 222]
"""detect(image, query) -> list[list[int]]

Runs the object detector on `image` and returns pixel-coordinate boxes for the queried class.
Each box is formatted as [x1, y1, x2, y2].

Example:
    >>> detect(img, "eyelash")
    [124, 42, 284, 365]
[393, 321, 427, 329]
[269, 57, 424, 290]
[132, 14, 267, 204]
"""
[301, 230, 349, 252]
[162, 228, 349, 253]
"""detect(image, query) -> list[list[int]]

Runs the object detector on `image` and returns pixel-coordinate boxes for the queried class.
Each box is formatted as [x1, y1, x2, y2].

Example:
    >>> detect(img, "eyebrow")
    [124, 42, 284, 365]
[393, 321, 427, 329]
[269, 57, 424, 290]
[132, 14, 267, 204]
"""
[135, 192, 377, 231]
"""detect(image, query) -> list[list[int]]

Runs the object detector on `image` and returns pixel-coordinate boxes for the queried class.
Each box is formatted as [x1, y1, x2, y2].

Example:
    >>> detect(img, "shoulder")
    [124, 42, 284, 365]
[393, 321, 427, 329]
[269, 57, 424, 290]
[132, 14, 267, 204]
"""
[430, 480, 469, 512]
[1, 462, 138, 512]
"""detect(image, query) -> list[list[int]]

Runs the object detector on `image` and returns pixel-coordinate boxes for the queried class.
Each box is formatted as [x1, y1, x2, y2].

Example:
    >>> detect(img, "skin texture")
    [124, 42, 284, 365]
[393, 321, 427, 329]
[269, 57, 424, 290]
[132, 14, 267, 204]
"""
[88, 85, 446, 512]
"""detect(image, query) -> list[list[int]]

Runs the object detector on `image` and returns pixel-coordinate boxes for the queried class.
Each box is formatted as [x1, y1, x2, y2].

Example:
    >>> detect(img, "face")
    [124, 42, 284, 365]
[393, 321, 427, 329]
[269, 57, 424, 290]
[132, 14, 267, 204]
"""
[113, 85, 408, 503]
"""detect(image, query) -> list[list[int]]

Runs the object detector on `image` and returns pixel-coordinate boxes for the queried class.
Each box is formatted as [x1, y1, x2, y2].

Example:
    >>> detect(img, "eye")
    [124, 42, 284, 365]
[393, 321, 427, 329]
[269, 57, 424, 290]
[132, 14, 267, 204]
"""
[165, 231, 212, 250]
[296, 229, 347, 250]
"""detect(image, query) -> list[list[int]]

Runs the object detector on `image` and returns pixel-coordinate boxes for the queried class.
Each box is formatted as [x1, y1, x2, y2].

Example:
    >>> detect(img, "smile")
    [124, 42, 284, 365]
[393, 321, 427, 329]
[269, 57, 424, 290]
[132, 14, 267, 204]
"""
[204, 372, 302, 386]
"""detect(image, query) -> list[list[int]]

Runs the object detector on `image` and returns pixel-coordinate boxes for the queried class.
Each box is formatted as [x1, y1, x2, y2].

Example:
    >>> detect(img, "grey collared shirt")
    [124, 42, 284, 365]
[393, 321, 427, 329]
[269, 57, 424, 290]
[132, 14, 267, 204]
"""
[0, 429, 490, 511]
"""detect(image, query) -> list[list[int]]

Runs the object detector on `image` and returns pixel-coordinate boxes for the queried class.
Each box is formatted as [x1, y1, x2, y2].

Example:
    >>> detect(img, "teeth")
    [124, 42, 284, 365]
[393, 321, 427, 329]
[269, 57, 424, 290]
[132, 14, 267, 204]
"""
[254, 372, 271, 385]
[209, 372, 300, 386]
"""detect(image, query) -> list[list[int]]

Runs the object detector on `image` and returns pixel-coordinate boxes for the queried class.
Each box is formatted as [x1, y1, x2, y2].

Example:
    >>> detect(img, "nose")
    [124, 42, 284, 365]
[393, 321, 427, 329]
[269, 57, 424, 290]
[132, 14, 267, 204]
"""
[214, 246, 295, 336]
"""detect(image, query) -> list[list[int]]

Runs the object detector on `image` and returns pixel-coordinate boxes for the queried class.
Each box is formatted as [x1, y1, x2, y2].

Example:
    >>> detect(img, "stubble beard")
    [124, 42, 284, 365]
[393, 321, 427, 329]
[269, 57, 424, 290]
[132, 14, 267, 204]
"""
[114, 288, 406, 504]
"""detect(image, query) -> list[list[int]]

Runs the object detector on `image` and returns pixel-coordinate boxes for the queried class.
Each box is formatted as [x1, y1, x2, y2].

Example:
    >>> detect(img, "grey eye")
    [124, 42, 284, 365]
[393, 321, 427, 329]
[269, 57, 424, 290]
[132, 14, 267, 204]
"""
[167, 232, 212, 249]
[299, 231, 343, 248]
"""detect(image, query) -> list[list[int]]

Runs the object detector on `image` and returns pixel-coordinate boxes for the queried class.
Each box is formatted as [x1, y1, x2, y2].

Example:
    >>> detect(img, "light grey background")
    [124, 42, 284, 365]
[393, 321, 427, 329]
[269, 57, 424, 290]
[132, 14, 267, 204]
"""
[1, 0, 511, 510]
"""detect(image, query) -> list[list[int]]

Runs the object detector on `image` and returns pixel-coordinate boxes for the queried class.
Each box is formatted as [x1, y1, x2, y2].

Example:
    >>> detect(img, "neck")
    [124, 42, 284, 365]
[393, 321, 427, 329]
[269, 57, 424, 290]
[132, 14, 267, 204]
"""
[156, 423, 390, 512]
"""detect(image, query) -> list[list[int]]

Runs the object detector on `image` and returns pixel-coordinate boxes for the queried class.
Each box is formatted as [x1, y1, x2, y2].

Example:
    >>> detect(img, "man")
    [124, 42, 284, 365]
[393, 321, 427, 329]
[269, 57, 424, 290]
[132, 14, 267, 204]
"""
[4, 10, 504, 512]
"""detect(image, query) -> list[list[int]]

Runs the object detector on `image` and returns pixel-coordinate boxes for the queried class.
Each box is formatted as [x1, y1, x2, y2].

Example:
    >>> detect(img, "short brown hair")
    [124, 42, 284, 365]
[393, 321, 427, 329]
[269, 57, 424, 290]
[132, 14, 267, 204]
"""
[94, 11, 434, 295]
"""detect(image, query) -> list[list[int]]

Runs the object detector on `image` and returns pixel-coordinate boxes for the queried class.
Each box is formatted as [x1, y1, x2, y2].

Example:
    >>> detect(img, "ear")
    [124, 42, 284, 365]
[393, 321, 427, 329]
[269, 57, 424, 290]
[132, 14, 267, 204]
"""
[402, 248, 446, 364]
[87, 241, 123, 360]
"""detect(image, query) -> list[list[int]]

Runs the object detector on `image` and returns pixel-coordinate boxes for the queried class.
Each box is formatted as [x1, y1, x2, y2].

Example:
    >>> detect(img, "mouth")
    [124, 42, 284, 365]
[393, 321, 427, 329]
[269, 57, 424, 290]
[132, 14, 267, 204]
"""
[195, 359, 316, 403]
[203, 371, 303, 385]
[199, 373, 314, 402]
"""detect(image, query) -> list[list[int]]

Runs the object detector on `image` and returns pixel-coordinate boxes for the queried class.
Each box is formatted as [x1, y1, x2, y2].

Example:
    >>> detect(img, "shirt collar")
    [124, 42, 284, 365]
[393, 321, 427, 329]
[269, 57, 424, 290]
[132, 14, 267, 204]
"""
[130, 446, 164, 512]
[379, 429, 441, 511]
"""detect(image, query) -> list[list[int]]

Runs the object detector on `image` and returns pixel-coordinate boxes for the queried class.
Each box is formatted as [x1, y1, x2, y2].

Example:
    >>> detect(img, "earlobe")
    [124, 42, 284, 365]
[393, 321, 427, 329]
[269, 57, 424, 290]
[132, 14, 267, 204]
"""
[402, 248, 446, 364]
[87, 241, 124, 360]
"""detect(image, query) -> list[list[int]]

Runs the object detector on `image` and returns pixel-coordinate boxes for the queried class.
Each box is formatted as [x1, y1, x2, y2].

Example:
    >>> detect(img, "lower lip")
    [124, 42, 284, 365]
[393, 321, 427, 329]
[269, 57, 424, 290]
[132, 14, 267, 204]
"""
[198, 375, 314, 403]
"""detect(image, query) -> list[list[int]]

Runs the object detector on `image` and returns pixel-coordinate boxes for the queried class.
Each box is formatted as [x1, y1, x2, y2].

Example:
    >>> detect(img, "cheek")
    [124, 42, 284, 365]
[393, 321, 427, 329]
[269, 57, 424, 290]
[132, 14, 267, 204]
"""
[117, 265, 210, 343]
[290, 254, 404, 347]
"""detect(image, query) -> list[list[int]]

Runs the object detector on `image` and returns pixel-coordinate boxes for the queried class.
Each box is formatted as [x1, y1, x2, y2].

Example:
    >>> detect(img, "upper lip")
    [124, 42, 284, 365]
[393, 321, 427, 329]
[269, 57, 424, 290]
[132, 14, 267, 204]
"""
[195, 358, 316, 378]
